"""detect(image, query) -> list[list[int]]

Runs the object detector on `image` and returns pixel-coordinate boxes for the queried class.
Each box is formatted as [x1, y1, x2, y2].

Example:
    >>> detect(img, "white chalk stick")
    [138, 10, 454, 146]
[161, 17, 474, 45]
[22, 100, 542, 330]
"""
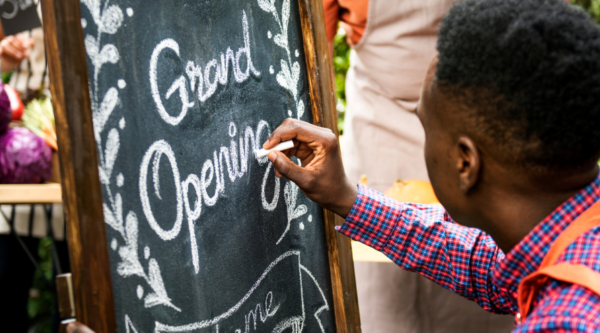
[255, 140, 294, 158]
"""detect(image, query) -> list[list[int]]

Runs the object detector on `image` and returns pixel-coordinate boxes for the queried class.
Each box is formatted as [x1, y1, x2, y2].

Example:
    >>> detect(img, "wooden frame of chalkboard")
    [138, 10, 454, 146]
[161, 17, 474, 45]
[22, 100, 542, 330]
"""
[41, 0, 360, 332]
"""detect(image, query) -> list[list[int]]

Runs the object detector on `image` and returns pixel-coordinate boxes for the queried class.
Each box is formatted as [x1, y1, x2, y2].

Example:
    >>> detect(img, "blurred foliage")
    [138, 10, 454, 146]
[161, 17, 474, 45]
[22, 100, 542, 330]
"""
[333, 27, 350, 134]
[28, 237, 54, 333]
[2, 71, 12, 84]
[571, 0, 600, 23]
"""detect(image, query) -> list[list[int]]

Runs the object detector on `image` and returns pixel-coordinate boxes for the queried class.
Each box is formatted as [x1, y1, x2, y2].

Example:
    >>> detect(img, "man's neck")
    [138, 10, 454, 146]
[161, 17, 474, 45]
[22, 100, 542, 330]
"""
[476, 165, 599, 254]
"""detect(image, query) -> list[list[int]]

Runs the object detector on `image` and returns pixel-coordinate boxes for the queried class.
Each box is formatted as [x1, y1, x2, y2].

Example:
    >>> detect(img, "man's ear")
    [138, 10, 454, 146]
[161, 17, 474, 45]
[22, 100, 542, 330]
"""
[455, 136, 480, 193]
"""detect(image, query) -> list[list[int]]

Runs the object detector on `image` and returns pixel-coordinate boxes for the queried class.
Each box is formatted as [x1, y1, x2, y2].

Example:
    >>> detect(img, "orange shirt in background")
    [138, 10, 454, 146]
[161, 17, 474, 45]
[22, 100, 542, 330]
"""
[322, 0, 369, 45]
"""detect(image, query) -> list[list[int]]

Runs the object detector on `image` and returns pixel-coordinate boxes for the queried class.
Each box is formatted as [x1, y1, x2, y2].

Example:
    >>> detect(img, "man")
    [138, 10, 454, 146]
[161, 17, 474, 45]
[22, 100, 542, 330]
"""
[323, 0, 513, 331]
[263, 0, 600, 331]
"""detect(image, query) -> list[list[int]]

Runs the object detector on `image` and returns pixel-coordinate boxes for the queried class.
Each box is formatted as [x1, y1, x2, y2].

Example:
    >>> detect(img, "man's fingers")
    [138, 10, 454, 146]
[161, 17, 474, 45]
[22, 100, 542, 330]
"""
[268, 151, 313, 187]
[264, 119, 328, 149]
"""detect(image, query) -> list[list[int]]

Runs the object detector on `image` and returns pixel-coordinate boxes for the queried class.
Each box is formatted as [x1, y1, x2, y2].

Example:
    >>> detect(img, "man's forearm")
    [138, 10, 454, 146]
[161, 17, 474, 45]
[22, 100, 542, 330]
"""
[337, 185, 517, 314]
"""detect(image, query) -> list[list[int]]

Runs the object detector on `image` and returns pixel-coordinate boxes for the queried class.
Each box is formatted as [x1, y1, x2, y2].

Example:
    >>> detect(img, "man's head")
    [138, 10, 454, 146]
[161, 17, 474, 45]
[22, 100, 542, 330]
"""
[418, 0, 600, 233]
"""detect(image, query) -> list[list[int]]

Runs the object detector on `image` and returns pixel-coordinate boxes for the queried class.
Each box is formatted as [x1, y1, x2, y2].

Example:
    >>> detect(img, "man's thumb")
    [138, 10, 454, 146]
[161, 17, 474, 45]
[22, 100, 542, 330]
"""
[268, 151, 304, 183]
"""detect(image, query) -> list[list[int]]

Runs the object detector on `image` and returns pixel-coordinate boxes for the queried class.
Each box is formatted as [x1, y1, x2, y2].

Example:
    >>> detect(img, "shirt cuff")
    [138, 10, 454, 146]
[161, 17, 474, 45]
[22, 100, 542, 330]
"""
[336, 184, 405, 251]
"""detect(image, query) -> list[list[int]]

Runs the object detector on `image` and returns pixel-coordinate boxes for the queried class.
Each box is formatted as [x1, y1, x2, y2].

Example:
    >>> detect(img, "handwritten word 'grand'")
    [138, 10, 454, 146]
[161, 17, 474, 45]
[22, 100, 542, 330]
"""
[150, 11, 260, 126]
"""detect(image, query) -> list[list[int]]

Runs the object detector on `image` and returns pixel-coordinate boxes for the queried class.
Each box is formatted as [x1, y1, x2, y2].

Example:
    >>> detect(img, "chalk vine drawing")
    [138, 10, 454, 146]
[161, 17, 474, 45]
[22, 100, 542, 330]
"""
[125, 315, 139, 333]
[256, 0, 309, 243]
[80, 0, 180, 312]
[257, 0, 305, 120]
[277, 180, 307, 244]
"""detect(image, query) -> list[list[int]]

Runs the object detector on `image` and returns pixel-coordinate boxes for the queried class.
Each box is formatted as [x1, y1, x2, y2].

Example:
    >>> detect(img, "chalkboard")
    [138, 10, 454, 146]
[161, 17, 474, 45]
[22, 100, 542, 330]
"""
[0, 0, 41, 36]
[42, 0, 360, 332]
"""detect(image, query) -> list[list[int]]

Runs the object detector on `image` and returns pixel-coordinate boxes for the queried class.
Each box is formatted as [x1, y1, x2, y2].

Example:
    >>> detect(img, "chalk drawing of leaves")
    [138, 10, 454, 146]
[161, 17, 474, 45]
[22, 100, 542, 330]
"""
[125, 315, 139, 333]
[104, 128, 120, 179]
[98, 166, 109, 185]
[145, 259, 181, 311]
[260, 0, 306, 119]
[93, 87, 119, 138]
[117, 212, 145, 278]
[273, 33, 288, 49]
[281, 0, 290, 33]
[291, 61, 300, 89]
[257, 0, 275, 12]
[99, 5, 123, 34]
[297, 100, 304, 119]
[81, 0, 179, 313]
[94, 44, 120, 70]
[84, 35, 99, 58]
[291, 204, 307, 220]
[277, 181, 308, 244]
[276, 60, 300, 100]
[103, 203, 124, 236]
[285, 182, 307, 220]
[114, 193, 124, 233]
[81, 0, 101, 25]
[276, 61, 290, 91]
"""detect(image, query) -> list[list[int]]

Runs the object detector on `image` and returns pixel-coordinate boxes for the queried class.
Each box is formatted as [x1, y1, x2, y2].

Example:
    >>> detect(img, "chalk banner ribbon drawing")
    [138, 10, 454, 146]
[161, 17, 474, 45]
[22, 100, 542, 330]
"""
[77, 0, 336, 331]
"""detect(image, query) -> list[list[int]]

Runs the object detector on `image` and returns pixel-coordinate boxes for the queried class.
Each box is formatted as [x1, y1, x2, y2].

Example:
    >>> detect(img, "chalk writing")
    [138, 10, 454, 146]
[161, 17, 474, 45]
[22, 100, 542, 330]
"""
[1, 0, 35, 19]
[150, 12, 260, 126]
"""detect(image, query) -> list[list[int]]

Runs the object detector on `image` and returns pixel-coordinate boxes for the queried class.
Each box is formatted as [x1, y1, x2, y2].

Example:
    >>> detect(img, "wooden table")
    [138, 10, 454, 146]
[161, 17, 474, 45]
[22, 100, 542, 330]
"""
[0, 183, 65, 282]
[351, 241, 392, 262]
[0, 184, 394, 262]
[0, 183, 62, 204]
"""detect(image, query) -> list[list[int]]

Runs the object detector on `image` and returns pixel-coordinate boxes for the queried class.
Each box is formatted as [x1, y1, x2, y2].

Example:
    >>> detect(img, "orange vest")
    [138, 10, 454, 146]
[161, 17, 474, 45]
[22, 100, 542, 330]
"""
[517, 201, 600, 324]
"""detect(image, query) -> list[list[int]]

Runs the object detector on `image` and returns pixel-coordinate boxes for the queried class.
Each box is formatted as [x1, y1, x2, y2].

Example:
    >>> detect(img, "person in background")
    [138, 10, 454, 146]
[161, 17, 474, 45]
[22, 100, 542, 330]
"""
[1, 27, 49, 97]
[322, 0, 514, 331]
[0, 33, 34, 73]
[0, 23, 68, 333]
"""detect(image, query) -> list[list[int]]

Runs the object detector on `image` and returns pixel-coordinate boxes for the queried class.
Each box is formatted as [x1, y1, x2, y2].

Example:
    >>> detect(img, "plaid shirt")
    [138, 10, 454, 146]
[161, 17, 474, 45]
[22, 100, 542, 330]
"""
[338, 173, 600, 332]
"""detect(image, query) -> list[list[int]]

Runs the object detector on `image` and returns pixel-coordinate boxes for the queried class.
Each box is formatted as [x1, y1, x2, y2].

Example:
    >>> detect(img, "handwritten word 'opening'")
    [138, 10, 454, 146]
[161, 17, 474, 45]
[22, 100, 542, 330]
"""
[139, 121, 282, 274]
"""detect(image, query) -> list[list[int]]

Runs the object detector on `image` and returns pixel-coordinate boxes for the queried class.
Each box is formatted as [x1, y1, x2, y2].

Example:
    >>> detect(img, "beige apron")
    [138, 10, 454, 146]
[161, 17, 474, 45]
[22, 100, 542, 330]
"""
[341, 0, 515, 332]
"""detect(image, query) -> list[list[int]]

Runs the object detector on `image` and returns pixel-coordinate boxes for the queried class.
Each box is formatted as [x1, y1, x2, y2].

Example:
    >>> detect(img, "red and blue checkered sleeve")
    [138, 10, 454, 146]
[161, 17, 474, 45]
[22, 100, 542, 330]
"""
[337, 185, 517, 314]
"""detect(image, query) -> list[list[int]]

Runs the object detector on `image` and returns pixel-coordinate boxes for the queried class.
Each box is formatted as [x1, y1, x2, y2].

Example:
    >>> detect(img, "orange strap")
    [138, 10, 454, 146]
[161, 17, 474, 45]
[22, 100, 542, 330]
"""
[517, 200, 600, 321]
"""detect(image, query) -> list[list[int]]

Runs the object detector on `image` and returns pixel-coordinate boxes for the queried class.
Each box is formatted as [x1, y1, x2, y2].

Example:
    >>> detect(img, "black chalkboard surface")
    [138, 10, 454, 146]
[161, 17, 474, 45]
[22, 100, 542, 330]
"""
[72, 0, 335, 332]
[0, 0, 42, 36]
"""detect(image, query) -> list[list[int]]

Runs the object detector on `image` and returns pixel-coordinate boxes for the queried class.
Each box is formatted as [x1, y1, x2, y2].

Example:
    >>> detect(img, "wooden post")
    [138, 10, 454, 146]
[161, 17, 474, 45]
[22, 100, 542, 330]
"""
[41, 0, 117, 331]
[298, 0, 361, 332]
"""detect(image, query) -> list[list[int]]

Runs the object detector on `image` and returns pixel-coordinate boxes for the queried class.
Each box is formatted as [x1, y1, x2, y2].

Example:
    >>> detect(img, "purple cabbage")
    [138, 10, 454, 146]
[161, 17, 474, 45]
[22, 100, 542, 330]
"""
[0, 83, 11, 133]
[0, 127, 52, 184]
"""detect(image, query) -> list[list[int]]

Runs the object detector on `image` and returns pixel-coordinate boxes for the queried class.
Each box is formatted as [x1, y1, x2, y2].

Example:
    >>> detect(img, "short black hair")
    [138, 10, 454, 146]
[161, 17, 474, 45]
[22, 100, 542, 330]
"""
[436, 0, 600, 172]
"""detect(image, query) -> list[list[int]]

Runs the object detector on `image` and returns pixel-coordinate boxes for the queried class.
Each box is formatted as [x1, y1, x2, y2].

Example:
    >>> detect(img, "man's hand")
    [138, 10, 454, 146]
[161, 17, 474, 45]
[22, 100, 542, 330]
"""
[66, 322, 95, 333]
[0, 34, 34, 72]
[264, 118, 358, 217]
